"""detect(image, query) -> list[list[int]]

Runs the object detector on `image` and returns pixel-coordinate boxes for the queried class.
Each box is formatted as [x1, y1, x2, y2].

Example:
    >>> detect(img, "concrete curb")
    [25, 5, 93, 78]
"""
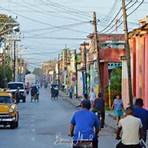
[59, 91, 81, 106]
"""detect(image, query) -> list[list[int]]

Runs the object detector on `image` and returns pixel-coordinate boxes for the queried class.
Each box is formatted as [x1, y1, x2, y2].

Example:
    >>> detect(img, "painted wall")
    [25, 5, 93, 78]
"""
[129, 31, 148, 109]
[77, 71, 83, 97]
[89, 63, 99, 95]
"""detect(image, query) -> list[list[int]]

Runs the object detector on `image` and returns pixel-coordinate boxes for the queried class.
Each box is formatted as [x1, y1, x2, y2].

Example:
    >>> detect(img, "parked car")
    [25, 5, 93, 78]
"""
[0, 90, 19, 128]
[7, 82, 26, 103]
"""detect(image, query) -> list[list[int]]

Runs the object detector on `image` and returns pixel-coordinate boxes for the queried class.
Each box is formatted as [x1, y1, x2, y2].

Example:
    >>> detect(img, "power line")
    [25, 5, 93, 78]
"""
[100, 0, 119, 23]
[99, 0, 140, 33]
[99, 0, 137, 33]
[21, 0, 90, 21]
[21, 0, 89, 22]
[127, 0, 144, 16]
[0, 6, 90, 34]
[106, 0, 144, 34]
[10, 0, 86, 22]
[21, 51, 60, 55]
[22, 21, 90, 33]
[40, 0, 91, 19]
[23, 36, 87, 40]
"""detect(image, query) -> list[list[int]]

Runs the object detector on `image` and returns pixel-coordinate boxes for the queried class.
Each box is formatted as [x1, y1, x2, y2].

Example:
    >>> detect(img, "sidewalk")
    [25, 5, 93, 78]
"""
[60, 91, 117, 130]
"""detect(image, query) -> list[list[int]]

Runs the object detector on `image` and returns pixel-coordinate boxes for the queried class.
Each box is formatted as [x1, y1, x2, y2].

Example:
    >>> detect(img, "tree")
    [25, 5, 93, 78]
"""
[0, 65, 12, 88]
[110, 68, 122, 99]
[33, 67, 42, 76]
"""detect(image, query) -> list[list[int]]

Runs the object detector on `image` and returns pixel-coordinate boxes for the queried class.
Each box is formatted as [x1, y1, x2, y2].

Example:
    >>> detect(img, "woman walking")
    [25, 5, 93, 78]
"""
[112, 95, 123, 124]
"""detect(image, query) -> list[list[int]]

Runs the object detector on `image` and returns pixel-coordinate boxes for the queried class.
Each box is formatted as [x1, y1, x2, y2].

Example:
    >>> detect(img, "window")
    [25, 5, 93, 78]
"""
[0, 96, 12, 104]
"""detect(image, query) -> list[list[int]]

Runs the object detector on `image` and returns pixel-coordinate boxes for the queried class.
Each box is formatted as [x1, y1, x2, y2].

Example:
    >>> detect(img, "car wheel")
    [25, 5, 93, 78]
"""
[23, 98, 26, 103]
[10, 120, 19, 129]
[15, 120, 19, 128]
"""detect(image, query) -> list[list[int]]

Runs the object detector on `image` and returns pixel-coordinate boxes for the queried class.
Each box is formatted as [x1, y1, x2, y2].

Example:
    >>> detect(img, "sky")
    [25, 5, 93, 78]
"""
[0, 0, 147, 70]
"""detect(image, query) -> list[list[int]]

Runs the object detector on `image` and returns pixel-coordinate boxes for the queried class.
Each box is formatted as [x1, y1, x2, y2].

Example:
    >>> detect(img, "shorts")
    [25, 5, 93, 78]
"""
[114, 110, 123, 117]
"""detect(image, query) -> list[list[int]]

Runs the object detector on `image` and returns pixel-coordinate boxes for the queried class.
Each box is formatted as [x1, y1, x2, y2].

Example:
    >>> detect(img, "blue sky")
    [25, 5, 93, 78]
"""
[0, 0, 147, 70]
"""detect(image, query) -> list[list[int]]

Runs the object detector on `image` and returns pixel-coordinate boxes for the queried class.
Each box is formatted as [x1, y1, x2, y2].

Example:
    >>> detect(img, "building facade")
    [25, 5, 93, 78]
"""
[129, 16, 148, 108]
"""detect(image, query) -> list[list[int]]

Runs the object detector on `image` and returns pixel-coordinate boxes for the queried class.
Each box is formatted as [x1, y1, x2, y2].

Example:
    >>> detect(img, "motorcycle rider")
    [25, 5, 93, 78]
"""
[15, 87, 20, 104]
[31, 85, 38, 102]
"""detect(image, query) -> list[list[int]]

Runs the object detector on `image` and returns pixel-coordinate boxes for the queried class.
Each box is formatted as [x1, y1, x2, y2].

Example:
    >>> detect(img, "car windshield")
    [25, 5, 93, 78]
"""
[8, 83, 24, 89]
[0, 96, 12, 104]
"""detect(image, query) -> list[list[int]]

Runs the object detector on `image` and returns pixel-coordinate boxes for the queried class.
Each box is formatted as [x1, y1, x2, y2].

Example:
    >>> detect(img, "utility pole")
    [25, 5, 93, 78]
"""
[83, 42, 87, 95]
[3, 45, 6, 88]
[92, 11, 102, 93]
[122, 0, 133, 106]
[13, 40, 16, 81]
[58, 54, 60, 86]
[74, 49, 78, 98]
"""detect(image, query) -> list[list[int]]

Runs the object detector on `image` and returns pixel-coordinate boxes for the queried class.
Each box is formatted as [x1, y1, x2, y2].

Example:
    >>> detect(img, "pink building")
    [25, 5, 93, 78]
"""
[129, 17, 148, 108]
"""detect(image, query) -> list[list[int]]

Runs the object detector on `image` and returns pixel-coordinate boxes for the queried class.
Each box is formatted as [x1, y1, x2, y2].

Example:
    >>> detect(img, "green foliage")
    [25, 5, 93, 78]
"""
[0, 65, 12, 87]
[33, 67, 42, 76]
[110, 68, 122, 97]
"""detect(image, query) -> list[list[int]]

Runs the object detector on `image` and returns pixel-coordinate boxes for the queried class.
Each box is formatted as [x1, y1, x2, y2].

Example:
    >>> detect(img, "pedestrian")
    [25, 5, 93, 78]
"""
[92, 92, 105, 128]
[116, 106, 143, 148]
[133, 98, 148, 142]
[89, 88, 96, 107]
[112, 95, 123, 124]
[69, 86, 73, 99]
[76, 93, 88, 108]
[15, 87, 20, 104]
[69, 99, 100, 148]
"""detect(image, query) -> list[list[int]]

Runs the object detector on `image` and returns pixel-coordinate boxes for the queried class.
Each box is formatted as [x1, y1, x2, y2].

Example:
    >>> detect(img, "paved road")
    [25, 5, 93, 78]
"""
[0, 88, 117, 148]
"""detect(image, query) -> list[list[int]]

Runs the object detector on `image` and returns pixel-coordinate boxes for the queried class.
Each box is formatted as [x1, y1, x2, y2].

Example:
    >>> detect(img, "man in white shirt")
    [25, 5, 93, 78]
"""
[116, 106, 143, 148]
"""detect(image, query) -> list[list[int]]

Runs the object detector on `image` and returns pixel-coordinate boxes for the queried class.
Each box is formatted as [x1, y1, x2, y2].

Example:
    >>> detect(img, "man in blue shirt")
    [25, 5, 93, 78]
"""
[133, 98, 148, 142]
[69, 99, 100, 148]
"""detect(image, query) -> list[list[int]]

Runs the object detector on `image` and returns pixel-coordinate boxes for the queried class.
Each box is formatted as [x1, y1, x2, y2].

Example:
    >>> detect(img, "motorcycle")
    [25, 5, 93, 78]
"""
[31, 86, 39, 102]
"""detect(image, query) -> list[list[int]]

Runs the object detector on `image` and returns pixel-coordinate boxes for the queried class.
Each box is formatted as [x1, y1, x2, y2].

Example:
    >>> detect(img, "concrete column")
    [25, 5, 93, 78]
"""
[144, 35, 148, 109]
[121, 56, 129, 108]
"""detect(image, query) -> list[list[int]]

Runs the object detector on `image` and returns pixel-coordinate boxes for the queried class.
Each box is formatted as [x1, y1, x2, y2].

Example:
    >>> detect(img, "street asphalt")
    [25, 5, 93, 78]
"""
[0, 88, 117, 148]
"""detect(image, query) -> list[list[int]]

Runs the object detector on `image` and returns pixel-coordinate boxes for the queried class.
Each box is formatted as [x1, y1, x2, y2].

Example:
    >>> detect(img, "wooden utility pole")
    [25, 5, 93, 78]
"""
[93, 11, 102, 93]
[74, 49, 78, 98]
[58, 54, 60, 86]
[13, 40, 16, 81]
[3, 44, 6, 88]
[122, 0, 133, 106]
[83, 42, 87, 95]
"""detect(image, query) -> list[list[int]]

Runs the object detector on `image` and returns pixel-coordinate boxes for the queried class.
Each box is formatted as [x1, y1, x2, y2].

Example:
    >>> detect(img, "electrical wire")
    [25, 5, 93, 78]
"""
[0, 5, 90, 35]
[15, 0, 90, 22]
[23, 36, 87, 40]
[20, 0, 86, 22]
[99, 0, 139, 33]
[106, 0, 144, 34]
[22, 51, 60, 55]
[22, 21, 90, 33]
[100, 0, 118, 23]
[40, 0, 91, 19]
[99, 0, 137, 33]
[127, 0, 144, 16]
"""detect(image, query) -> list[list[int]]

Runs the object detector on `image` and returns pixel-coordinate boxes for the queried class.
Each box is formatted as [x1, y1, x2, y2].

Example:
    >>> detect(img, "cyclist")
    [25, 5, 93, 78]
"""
[69, 99, 100, 148]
